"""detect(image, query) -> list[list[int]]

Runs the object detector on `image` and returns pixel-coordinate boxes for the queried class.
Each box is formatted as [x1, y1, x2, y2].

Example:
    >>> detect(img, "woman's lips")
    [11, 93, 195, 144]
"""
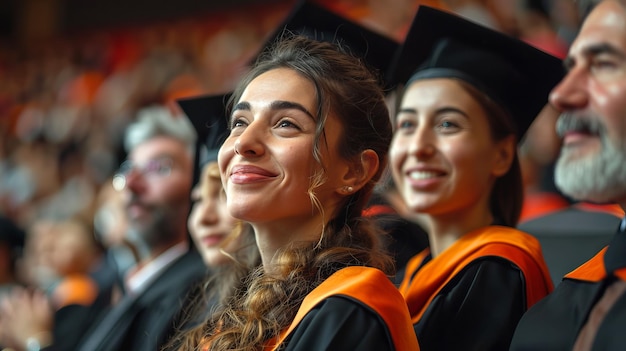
[229, 165, 277, 184]
[404, 167, 446, 189]
[200, 234, 226, 247]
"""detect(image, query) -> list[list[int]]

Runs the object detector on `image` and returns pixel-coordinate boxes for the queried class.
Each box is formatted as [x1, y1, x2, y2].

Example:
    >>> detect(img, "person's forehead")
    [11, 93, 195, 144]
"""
[239, 68, 316, 110]
[573, 1, 626, 54]
[130, 136, 190, 161]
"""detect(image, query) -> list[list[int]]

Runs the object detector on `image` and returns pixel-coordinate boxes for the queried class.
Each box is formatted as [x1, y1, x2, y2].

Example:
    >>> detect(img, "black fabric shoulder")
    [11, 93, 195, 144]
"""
[416, 258, 526, 351]
[510, 278, 626, 351]
[282, 296, 395, 351]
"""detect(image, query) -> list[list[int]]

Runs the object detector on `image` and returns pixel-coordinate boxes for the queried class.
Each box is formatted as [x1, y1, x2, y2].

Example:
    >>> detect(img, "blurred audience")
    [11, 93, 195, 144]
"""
[1, 216, 106, 351]
[0, 215, 25, 299]
[516, 0, 568, 58]
[0, 1, 590, 350]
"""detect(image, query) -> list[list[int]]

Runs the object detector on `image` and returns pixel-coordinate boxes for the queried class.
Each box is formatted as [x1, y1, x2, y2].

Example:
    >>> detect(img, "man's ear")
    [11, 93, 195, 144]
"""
[337, 149, 379, 195]
[492, 135, 516, 177]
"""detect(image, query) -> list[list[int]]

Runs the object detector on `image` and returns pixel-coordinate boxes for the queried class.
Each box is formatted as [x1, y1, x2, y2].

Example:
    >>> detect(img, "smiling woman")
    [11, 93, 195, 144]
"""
[221, 67, 346, 238]
[179, 35, 419, 351]
[388, 6, 561, 351]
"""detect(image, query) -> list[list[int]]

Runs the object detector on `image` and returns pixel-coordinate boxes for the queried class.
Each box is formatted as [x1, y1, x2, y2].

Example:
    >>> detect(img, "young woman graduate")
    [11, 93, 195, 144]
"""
[179, 35, 419, 350]
[387, 6, 561, 351]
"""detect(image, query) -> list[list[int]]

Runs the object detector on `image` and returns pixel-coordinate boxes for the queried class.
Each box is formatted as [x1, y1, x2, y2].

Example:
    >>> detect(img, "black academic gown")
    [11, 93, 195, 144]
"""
[518, 205, 620, 284]
[264, 266, 420, 351]
[281, 296, 398, 350]
[363, 200, 430, 286]
[510, 248, 626, 351]
[400, 226, 553, 351]
[74, 249, 206, 351]
[374, 212, 429, 285]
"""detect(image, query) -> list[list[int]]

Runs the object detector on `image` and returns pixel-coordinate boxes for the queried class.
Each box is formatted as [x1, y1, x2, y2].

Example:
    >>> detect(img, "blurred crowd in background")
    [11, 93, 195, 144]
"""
[0, 0, 592, 301]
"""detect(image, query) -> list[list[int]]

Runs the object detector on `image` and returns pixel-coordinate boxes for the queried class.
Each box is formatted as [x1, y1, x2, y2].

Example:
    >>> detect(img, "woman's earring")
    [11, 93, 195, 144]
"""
[344, 186, 354, 193]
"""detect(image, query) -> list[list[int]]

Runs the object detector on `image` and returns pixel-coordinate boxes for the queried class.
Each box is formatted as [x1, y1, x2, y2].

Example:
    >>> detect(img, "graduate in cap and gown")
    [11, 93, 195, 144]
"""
[175, 1, 419, 350]
[387, 6, 561, 350]
[266, 0, 430, 283]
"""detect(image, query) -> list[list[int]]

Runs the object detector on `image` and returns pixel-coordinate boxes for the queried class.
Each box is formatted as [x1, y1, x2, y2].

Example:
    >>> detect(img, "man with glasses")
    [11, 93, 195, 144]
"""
[72, 106, 207, 351]
[0, 106, 206, 351]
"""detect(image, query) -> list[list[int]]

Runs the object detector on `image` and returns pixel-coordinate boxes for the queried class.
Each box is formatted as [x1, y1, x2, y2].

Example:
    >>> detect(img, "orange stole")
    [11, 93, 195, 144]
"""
[399, 226, 554, 324]
[264, 266, 420, 351]
[565, 247, 626, 282]
[51, 274, 99, 308]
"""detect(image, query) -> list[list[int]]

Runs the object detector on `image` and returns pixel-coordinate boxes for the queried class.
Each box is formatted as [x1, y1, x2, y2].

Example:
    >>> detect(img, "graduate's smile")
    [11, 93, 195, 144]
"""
[405, 166, 446, 190]
[199, 232, 228, 247]
[229, 164, 278, 184]
[218, 68, 347, 226]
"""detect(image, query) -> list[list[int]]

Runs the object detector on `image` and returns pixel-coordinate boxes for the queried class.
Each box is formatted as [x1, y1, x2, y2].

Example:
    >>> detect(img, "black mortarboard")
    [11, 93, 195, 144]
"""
[388, 5, 564, 141]
[177, 93, 231, 187]
[260, 0, 399, 89]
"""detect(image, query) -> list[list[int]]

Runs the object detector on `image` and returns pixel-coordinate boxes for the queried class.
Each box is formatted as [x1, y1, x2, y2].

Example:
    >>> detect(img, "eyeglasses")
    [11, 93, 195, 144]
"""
[112, 157, 174, 191]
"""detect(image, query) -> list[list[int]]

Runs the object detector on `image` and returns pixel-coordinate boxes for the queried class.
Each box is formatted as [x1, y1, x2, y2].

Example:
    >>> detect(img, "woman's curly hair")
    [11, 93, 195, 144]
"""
[177, 34, 394, 351]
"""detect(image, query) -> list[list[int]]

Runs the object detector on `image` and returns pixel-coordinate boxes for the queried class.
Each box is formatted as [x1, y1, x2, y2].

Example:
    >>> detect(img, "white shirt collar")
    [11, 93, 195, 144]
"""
[125, 241, 189, 296]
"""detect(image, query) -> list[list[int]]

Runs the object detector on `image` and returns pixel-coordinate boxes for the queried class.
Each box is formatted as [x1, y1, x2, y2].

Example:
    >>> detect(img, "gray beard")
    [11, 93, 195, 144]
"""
[126, 207, 180, 259]
[555, 137, 626, 204]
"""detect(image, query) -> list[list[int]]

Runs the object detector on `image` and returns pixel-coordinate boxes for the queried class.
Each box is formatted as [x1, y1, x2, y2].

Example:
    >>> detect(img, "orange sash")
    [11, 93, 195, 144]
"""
[399, 226, 553, 324]
[565, 247, 626, 282]
[51, 274, 99, 308]
[265, 266, 420, 351]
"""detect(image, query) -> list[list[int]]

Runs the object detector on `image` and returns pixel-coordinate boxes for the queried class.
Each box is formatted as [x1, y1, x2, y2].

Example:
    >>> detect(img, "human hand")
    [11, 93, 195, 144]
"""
[0, 287, 53, 351]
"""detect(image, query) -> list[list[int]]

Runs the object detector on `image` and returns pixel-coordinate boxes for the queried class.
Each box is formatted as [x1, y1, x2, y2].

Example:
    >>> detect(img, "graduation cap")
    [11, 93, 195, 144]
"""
[259, 0, 399, 89]
[177, 93, 231, 187]
[387, 5, 564, 141]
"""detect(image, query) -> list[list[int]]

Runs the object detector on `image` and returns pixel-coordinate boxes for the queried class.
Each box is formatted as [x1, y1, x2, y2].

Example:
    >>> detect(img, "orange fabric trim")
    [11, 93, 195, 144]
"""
[519, 192, 569, 223]
[265, 266, 420, 351]
[564, 245, 626, 282]
[565, 248, 608, 282]
[362, 204, 397, 217]
[51, 275, 99, 308]
[399, 226, 553, 324]
[574, 202, 625, 218]
[616, 267, 626, 281]
[398, 250, 430, 293]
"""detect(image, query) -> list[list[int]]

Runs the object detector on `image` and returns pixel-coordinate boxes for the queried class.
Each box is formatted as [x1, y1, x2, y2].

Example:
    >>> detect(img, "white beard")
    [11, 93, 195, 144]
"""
[555, 137, 626, 204]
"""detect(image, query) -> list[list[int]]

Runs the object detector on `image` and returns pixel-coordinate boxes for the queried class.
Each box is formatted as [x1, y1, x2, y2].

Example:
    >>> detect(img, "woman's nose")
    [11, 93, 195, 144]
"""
[233, 123, 265, 158]
[199, 201, 219, 225]
[408, 128, 436, 159]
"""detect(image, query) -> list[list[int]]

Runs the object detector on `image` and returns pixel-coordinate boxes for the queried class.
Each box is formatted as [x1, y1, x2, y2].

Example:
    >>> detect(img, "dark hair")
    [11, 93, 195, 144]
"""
[458, 80, 523, 227]
[193, 34, 394, 350]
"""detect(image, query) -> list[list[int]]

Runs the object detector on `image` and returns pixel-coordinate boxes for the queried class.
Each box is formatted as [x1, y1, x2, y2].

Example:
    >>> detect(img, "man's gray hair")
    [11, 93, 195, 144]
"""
[124, 105, 197, 155]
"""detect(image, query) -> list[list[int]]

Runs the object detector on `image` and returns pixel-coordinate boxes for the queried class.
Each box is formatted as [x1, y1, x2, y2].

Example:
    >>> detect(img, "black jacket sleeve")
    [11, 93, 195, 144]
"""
[282, 296, 395, 351]
[416, 258, 526, 351]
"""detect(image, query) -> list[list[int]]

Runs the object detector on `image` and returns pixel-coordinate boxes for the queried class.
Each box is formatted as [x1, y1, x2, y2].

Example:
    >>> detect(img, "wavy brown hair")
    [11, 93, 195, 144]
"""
[175, 34, 394, 351]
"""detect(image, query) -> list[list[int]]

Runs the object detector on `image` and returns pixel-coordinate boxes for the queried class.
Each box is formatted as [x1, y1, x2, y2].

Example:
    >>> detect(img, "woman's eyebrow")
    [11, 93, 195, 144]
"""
[232, 101, 251, 112]
[270, 100, 316, 120]
[232, 100, 316, 121]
